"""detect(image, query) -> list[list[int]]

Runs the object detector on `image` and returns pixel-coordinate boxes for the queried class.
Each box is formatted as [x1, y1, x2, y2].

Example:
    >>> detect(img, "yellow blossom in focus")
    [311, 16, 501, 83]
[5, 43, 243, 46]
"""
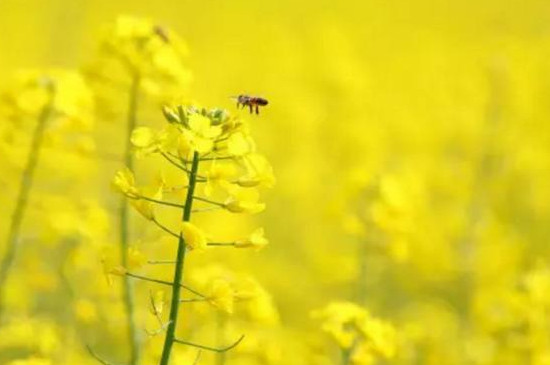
[227, 131, 255, 156]
[224, 187, 265, 214]
[180, 222, 208, 250]
[112, 168, 137, 196]
[129, 178, 164, 220]
[205, 162, 236, 196]
[185, 113, 222, 153]
[237, 153, 276, 188]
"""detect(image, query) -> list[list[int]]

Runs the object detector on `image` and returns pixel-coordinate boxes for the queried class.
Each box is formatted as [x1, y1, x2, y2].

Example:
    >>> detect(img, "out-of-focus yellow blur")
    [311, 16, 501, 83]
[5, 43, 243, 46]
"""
[2, 0, 550, 364]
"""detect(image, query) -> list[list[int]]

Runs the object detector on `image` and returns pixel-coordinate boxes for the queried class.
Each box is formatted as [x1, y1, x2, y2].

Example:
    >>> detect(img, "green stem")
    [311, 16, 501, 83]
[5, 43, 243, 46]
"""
[160, 152, 207, 181]
[180, 298, 208, 303]
[341, 348, 352, 365]
[148, 260, 176, 265]
[120, 74, 141, 365]
[207, 242, 236, 247]
[0, 90, 55, 319]
[129, 194, 186, 209]
[193, 196, 226, 207]
[159, 151, 200, 365]
[152, 218, 179, 238]
[124, 272, 206, 298]
[173, 334, 244, 353]
[341, 337, 359, 365]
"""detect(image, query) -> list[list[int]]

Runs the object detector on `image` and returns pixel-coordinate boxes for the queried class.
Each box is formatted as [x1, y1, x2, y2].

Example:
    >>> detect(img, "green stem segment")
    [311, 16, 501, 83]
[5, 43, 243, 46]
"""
[159, 151, 201, 365]
[120, 74, 141, 365]
[341, 348, 352, 365]
[0, 89, 55, 318]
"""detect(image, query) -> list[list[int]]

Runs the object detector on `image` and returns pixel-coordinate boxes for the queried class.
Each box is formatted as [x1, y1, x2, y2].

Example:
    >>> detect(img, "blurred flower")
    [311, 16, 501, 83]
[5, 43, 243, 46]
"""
[88, 15, 191, 101]
[235, 228, 269, 250]
[74, 299, 98, 324]
[313, 301, 396, 362]
[208, 279, 235, 314]
[127, 246, 147, 270]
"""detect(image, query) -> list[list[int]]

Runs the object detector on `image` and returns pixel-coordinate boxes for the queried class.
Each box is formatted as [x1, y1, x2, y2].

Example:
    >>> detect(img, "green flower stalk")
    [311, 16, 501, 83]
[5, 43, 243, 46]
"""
[158, 150, 199, 365]
[0, 78, 55, 318]
[105, 105, 274, 365]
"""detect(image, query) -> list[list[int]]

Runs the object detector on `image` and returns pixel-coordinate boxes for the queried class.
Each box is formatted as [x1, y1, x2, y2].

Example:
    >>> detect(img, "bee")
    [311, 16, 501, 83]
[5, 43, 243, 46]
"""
[234, 95, 269, 115]
[153, 25, 170, 43]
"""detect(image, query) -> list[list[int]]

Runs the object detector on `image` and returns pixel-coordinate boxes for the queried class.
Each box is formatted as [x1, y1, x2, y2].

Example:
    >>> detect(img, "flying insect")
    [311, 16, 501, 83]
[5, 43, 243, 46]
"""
[234, 95, 269, 114]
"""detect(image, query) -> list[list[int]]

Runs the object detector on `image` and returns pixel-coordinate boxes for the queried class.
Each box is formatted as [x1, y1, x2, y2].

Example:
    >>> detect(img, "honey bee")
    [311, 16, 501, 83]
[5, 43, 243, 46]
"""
[153, 26, 170, 43]
[234, 95, 269, 114]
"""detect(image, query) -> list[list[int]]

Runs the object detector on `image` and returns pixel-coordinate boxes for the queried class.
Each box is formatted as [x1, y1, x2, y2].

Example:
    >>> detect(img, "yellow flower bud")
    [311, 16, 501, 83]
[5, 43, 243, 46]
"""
[150, 290, 166, 316]
[225, 200, 266, 214]
[111, 168, 137, 195]
[162, 105, 181, 123]
[180, 222, 208, 250]
[235, 228, 269, 250]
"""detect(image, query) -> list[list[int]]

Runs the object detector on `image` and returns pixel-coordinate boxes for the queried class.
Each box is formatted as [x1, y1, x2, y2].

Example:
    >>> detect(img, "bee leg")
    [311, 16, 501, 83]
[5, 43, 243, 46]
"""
[249, 104, 253, 114]
[255, 105, 259, 114]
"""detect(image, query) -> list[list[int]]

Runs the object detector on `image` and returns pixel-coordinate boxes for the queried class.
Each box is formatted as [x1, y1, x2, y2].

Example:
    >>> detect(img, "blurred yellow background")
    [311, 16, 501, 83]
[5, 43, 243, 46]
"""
[2, 0, 550, 364]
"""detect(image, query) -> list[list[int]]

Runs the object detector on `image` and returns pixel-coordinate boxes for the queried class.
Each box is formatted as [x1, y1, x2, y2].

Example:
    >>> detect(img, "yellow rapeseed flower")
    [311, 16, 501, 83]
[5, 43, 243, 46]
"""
[224, 187, 266, 214]
[227, 131, 255, 156]
[185, 113, 222, 153]
[204, 162, 236, 196]
[237, 153, 276, 188]
[208, 279, 235, 314]
[235, 228, 269, 250]
[112, 168, 137, 196]
[180, 222, 208, 250]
